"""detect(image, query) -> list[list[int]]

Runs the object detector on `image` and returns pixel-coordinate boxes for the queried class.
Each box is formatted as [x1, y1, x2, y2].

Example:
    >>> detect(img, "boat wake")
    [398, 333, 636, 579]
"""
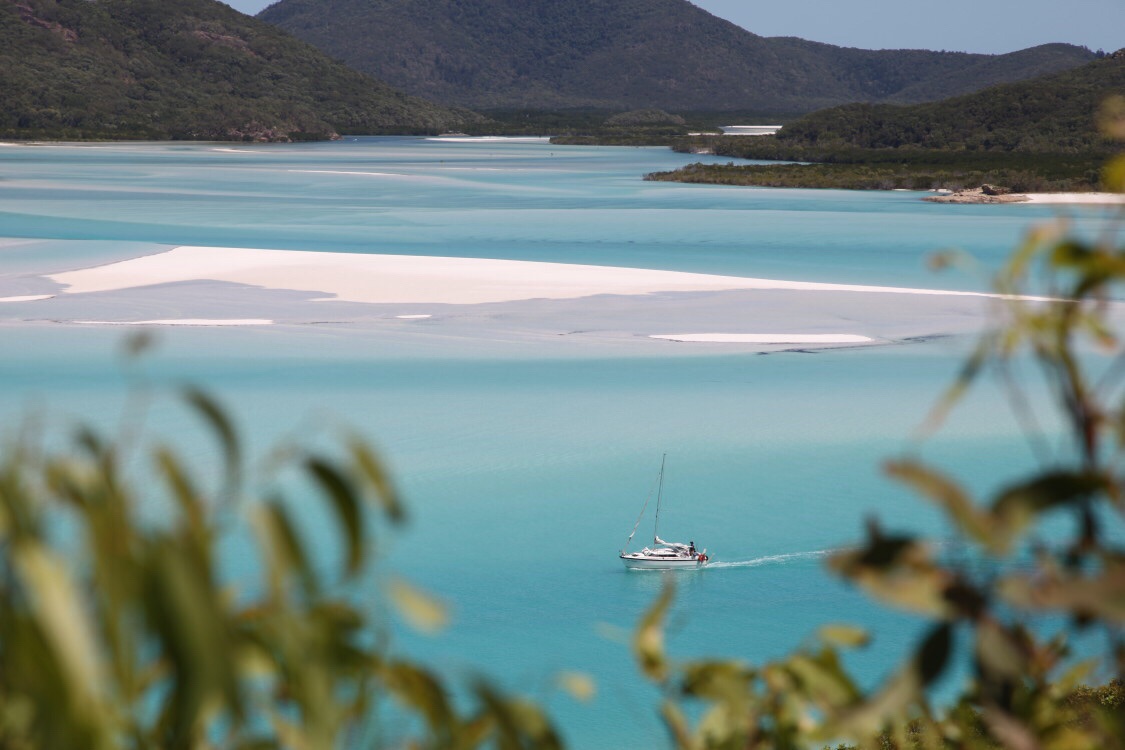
[707, 548, 835, 570]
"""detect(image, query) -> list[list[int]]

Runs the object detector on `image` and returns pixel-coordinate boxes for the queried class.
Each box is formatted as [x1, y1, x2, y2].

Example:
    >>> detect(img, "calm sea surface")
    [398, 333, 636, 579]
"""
[0, 137, 1108, 747]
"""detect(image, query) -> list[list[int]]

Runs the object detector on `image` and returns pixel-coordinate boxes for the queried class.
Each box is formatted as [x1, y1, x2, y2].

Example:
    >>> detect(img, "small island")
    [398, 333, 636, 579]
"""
[922, 186, 1029, 204]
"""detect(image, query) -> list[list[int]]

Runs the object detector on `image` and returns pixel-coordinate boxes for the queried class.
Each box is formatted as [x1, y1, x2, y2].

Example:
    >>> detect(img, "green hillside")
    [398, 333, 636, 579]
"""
[770, 54, 1125, 152]
[637, 55, 1125, 192]
[0, 0, 477, 141]
[258, 0, 1094, 113]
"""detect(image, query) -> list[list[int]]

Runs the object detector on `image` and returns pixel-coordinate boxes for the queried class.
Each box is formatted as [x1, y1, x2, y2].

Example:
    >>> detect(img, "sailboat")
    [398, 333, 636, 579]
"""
[619, 455, 711, 569]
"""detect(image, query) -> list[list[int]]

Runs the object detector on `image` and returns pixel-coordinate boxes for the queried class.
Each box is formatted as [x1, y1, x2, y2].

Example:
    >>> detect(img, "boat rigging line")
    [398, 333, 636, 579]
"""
[622, 453, 666, 553]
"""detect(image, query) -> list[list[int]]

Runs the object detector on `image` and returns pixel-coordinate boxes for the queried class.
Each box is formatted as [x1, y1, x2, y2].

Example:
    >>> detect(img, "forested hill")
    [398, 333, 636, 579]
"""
[0, 0, 476, 141]
[772, 54, 1125, 152]
[257, 0, 1094, 113]
[632, 54, 1125, 193]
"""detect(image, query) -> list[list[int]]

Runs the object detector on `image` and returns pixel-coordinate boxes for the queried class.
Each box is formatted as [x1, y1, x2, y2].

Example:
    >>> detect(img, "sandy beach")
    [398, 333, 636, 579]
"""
[927, 189, 1125, 205]
[0, 294, 55, 303]
[1024, 192, 1125, 205]
[75, 318, 273, 326]
[0, 244, 1052, 353]
[46, 246, 1004, 305]
[651, 333, 875, 344]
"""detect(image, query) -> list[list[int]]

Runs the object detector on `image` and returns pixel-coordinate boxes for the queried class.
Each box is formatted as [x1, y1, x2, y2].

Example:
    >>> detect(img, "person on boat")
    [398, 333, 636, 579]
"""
[689, 541, 696, 555]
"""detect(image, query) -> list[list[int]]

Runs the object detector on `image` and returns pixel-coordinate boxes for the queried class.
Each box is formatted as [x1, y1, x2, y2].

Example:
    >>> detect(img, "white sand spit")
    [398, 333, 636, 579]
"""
[426, 136, 547, 143]
[651, 333, 874, 344]
[1024, 193, 1125, 205]
[0, 295, 54, 302]
[291, 169, 404, 178]
[46, 246, 1017, 306]
[76, 319, 273, 326]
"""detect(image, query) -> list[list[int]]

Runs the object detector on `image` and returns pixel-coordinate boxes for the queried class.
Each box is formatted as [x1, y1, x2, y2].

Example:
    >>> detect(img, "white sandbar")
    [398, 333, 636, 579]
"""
[1024, 193, 1125, 205]
[75, 319, 273, 326]
[426, 136, 547, 143]
[291, 169, 402, 178]
[0, 294, 54, 302]
[46, 246, 1007, 306]
[651, 333, 874, 344]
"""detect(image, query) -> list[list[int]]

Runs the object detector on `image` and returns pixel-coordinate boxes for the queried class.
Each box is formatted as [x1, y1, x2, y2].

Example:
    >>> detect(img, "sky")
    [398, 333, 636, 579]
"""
[226, 0, 1124, 56]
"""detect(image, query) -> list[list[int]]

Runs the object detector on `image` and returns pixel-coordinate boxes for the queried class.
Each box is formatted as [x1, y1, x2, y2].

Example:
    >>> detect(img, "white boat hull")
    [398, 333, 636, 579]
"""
[620, 554, 709, 570]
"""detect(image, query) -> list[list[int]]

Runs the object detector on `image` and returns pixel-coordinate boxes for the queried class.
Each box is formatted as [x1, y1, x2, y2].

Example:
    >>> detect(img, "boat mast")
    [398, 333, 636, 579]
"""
[623, 455, 665, 553]
[653, 453, 666, 543]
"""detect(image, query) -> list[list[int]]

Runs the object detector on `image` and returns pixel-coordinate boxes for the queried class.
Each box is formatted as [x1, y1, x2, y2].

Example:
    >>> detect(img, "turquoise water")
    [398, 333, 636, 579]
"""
[0, 138, 1109, 747]
[0, 137, 1083, 288]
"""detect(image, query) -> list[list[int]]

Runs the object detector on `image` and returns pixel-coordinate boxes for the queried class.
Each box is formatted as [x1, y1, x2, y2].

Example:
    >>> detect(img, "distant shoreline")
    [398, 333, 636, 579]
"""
[925, 188, 1125, 205]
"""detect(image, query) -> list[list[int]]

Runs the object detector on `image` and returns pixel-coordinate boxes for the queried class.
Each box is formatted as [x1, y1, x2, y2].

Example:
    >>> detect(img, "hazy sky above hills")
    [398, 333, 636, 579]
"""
[233, 0, 1123, 55]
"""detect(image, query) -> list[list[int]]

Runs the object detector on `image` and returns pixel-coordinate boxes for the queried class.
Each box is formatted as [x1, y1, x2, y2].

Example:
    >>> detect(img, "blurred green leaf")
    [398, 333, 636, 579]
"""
[121, 330, 155, 359]
[1099, 96, 1125, 141]
[992, 471, 1107, 540]
[144, 542, 238, 741]
[917, 339, 989, 437]
[885, 460, 993, 548]
[830, 523, 958, 618]
[824, 665, 920, 743]
[252, 500, 318, 596]
[659, 700, 695, 750]
[13, 543, 107, 722]
[557, 671, 596, 702]
[182, 387, 241, 499]
[999, 558, 1125, 624]
[348, 434, 405, 523]
[789, 652, 861, 708]
[74, 426, 107, 460]
[1103, 155, 1125, 193]
[835, 561, 955, 618]
[155, 446, 205, 536]
[389, 577, 449, 634]
[916, 623, 952, 687]
[382, 661, 455, 734]
[975, 619, 1027, 682]
[634, 582, 674, 683]
[474, 682, 563, 750]
[305, 456, 365, 575]
[818, 624, 870, 649]
[680, 660, 754, 702]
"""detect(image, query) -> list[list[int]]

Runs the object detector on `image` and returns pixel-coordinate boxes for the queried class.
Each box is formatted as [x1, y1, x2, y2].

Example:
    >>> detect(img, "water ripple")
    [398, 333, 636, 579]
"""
[707, 548, 834, 569]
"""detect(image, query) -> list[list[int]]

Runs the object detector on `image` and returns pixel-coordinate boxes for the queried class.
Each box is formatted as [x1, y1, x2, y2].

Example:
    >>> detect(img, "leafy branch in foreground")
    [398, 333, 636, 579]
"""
[0, 383, 566, 749]
[631, 106, 1125, 749]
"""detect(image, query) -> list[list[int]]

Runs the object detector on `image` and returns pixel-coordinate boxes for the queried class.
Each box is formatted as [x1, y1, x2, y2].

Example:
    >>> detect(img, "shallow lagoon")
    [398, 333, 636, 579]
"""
[0, 137, 1105, 747]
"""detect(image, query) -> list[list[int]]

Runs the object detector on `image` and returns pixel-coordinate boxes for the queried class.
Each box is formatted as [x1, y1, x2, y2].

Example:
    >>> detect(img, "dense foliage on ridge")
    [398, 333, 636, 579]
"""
[257, 0, 1094, 113]
[632, 57, 1125, 192]
[770, 54, 1125, 152]
[643, 156, 1105, 193]
[0, 0, 476, 141]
